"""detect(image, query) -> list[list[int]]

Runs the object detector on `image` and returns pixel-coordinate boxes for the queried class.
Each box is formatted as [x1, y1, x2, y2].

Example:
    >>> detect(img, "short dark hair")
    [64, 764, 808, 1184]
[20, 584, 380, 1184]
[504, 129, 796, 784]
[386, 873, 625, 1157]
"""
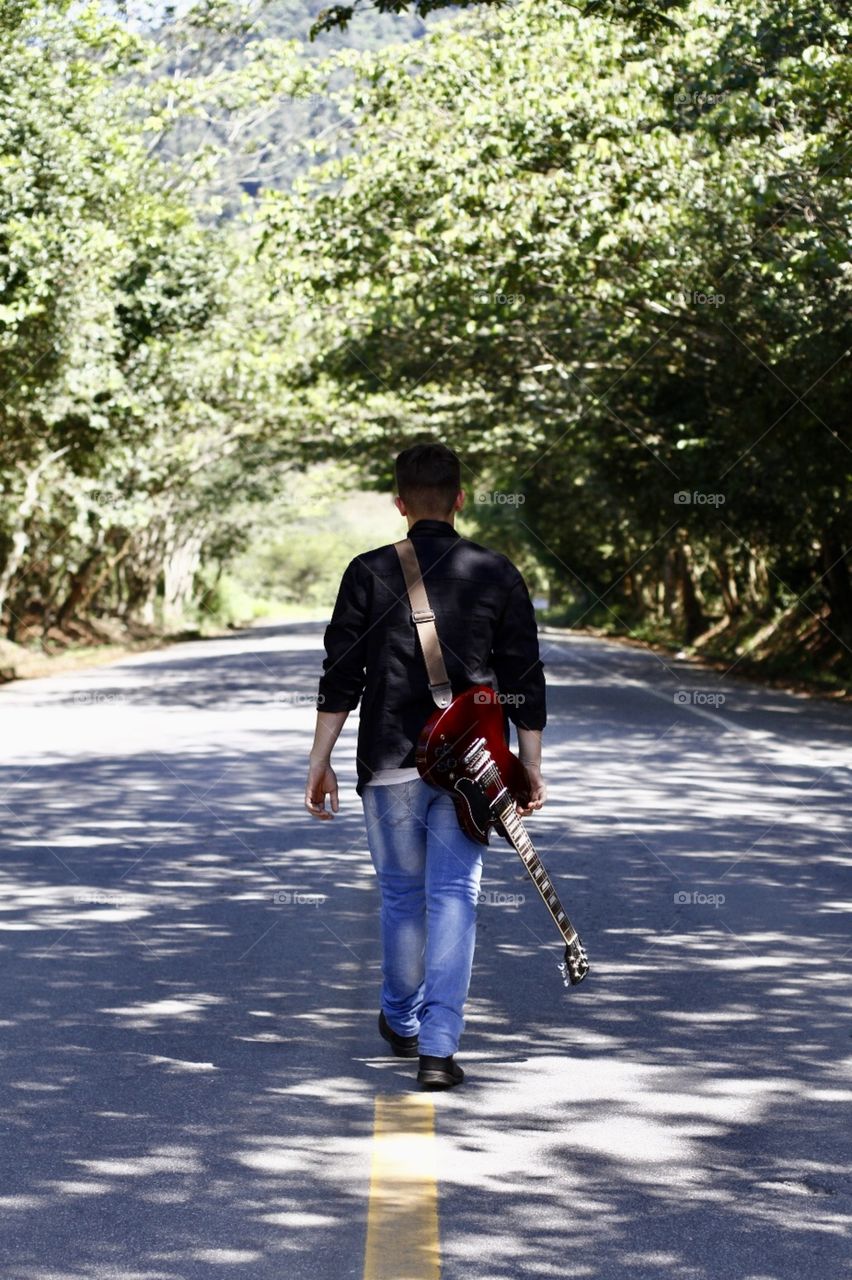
[394, 442, 461, 517]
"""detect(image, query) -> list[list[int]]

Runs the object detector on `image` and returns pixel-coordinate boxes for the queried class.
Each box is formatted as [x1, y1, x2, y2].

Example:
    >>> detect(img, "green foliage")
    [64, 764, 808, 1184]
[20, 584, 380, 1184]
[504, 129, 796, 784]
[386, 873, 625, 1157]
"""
[1, 0, 849, 687]
[194, 568, 279, 626]
[226, 468, 404, 607]
[309, 0, 691, 41]
[260, 0, 852, 668]
[138, 0, 426, 211]
[0, 0, 302, 640]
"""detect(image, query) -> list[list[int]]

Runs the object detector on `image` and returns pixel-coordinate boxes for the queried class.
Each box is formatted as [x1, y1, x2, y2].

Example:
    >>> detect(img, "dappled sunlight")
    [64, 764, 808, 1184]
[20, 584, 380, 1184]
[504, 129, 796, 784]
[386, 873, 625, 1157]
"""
[0, 625, 849, 1277]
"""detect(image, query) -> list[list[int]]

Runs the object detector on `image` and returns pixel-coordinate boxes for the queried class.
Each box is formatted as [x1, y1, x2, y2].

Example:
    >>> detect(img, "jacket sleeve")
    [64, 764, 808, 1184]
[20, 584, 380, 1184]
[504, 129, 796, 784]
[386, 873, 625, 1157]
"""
[490, 568, 547, 730]
[316, 556, 370, 712]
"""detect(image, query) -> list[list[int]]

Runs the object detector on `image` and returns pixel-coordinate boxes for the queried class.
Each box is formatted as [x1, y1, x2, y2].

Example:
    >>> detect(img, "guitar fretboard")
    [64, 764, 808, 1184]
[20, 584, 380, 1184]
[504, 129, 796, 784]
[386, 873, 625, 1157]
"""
[491, 792, 579, 947]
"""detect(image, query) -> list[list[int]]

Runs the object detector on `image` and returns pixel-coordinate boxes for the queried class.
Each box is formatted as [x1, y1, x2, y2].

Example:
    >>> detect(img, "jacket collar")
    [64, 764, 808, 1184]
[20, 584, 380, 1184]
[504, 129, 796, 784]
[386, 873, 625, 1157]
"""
[407, 518, 460, 539]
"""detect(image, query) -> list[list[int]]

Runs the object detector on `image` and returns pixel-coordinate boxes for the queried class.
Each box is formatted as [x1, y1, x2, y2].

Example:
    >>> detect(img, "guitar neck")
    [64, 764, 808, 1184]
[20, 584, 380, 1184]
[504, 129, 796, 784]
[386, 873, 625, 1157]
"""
[491, 793, 580, 947]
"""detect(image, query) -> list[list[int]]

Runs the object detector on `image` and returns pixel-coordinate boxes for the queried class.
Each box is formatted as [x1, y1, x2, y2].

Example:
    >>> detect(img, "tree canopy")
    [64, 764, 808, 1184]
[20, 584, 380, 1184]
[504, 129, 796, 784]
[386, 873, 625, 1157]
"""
[260, 0, 852, 672]
[0, 0, 849, 686]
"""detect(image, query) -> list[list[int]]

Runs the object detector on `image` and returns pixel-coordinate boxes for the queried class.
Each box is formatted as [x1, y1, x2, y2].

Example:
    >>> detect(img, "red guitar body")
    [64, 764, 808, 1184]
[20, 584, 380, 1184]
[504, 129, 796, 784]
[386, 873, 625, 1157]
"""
[416, 683, 591, 987]
[416, 684, 530, 844]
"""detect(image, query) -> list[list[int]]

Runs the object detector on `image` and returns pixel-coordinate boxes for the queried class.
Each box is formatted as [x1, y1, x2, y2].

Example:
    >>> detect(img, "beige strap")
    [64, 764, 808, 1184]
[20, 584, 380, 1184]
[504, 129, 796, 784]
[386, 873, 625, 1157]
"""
[394, 538, 453, 709]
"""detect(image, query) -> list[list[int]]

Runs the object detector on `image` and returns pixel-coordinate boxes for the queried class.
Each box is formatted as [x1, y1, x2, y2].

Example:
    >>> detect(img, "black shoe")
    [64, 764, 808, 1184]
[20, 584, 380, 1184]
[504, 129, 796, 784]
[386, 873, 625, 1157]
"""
[378, 1009, 419, 1058]
[417, 1054, 464, 1090]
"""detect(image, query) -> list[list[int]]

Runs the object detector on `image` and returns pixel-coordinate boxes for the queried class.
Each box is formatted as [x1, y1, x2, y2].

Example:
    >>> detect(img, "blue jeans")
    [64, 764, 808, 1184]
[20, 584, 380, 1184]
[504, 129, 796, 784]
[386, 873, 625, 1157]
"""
[362, 777, 485, 1058]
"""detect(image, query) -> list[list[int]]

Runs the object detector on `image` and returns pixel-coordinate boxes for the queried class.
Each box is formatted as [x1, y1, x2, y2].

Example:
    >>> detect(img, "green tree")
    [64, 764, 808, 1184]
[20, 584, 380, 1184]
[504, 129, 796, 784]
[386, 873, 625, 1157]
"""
[260, 0, 851, 670]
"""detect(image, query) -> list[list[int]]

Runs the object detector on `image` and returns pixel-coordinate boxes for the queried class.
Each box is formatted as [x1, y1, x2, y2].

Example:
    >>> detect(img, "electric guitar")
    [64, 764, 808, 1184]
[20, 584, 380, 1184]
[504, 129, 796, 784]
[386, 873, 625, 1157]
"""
[416, 685, 590, 987]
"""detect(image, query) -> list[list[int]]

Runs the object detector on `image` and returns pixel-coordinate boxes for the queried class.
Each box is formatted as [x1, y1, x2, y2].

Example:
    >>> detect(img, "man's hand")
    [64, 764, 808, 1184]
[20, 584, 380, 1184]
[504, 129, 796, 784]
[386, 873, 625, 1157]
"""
[516, 762, 547, 817]
[305, 758, 339, 820]
[305, 711, 349, 819]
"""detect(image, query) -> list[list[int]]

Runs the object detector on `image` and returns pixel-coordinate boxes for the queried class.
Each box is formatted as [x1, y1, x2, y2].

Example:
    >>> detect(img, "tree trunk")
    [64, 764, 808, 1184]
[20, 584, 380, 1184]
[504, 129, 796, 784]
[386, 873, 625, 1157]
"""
[743, 549, 771, 614]
[73, 533, 134, 623]
[161, 524, 205, 628]
[0, 447, 70, 632]
[820, 531, 852, 646]
[713, 552, 741, 620]
[662, 547, 678, 619]
[56, 544, 104, 629]
[677, 541, 706, 642]
[122, 521, 165, 626]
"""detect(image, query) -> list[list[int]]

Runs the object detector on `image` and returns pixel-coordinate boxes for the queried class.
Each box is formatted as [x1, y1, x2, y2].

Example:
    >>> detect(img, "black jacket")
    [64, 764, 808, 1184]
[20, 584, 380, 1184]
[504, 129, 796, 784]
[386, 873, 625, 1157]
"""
[316, 518, 547, 795]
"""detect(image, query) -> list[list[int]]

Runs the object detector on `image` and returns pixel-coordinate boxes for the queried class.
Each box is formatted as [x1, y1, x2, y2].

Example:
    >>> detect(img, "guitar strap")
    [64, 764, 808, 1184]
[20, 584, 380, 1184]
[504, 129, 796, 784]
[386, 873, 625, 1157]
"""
[394, 538, 453, 710]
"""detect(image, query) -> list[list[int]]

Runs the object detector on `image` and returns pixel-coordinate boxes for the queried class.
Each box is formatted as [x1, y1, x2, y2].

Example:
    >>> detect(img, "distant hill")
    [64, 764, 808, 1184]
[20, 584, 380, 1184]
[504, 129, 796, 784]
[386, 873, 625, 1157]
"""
[150, 0, 427, 212]
[266, 0, 426, 52]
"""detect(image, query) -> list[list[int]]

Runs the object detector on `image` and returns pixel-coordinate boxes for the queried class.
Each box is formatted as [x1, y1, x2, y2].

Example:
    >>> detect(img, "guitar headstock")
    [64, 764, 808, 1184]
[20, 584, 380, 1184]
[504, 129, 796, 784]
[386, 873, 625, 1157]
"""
[558, 937, 590, 987]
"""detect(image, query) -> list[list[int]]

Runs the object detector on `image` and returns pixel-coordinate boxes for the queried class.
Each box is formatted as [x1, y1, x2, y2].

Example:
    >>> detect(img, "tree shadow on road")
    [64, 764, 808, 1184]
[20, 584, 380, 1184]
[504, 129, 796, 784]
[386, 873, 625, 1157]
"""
[0, 626, 849, 1279]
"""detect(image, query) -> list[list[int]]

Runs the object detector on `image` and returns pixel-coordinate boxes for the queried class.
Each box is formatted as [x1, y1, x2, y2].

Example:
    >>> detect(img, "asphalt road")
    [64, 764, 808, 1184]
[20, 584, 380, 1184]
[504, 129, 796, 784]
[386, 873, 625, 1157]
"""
[0, 621, 850, 1280]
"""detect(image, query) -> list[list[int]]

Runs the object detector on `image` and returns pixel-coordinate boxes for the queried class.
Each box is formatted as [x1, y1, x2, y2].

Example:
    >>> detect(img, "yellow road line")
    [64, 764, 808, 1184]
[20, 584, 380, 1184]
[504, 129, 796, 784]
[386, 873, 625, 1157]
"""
[363, 1094, 440, 1280]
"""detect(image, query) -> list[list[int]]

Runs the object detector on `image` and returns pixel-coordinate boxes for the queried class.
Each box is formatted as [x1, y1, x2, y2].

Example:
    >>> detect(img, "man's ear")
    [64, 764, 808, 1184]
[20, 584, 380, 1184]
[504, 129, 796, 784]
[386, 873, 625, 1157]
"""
[454, 490, 465, 512]
[394, 494, 407, 517]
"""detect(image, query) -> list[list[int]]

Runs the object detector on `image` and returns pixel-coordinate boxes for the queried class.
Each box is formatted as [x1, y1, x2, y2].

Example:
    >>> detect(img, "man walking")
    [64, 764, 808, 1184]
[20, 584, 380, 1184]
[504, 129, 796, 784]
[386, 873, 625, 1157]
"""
[305, 442, 547, 1089]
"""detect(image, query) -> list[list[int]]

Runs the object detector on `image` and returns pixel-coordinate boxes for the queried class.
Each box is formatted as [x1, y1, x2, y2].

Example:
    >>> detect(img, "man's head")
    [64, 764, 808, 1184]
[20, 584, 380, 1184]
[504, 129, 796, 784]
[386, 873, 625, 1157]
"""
[393, 442, 464, 524]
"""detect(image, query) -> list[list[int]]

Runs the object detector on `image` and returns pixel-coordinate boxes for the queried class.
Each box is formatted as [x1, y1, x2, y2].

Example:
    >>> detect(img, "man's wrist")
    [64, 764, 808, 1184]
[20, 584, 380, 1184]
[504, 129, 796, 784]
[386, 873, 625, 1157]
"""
[309, 751, 332, 766]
